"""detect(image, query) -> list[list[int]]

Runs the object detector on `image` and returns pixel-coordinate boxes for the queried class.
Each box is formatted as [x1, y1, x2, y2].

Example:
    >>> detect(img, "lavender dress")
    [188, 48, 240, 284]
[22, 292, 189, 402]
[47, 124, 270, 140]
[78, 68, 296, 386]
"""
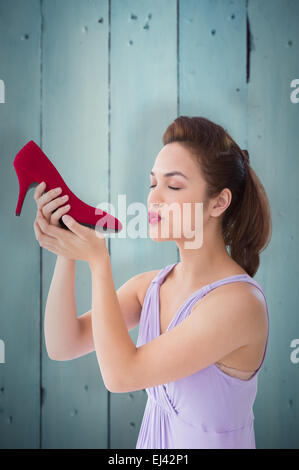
[135, 263, 270, 449]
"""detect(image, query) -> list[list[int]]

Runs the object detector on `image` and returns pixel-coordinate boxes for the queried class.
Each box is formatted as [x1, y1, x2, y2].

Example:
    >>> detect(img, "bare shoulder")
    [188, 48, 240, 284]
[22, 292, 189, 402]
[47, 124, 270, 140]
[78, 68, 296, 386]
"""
[191, 279, 268, 342]
[219, 278, 266, 307]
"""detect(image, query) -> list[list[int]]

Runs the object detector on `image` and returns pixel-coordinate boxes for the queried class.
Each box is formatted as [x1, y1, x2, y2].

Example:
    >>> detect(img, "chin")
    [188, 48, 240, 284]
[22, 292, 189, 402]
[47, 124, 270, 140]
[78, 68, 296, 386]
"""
[149, 218, 185, 240]
[149, 234, 172, 242]
[148, 227, 178, 243]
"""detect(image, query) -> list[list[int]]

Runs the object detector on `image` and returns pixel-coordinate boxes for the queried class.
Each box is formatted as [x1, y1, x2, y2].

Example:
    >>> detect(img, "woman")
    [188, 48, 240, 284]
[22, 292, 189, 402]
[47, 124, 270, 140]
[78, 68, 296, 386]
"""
[34, 116, 272, 449]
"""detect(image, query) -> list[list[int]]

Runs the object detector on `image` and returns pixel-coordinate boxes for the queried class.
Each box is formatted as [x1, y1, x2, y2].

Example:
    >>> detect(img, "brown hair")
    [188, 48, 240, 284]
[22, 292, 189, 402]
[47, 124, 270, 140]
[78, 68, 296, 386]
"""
[162, 116, 272, 277]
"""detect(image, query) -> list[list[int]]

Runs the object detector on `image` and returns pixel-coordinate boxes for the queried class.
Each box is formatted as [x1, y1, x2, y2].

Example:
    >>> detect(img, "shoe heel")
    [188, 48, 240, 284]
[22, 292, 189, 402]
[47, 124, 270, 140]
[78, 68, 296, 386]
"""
[14, 167, 37, 216]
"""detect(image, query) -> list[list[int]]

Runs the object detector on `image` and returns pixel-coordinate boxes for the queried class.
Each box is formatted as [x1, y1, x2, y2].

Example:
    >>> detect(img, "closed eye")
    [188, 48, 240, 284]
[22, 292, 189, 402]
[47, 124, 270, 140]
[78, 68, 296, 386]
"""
[149, 185, 181, 190]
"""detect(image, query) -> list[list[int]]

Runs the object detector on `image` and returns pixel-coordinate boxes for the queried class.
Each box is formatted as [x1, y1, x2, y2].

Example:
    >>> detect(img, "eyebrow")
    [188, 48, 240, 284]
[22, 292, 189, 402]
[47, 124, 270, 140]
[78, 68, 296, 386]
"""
[150, 170, 189, 180]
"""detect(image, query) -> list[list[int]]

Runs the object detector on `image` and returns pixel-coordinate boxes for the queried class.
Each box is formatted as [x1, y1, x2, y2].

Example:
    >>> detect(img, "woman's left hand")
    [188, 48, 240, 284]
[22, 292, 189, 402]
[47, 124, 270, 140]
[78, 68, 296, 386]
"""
[34, 208, 109, 267]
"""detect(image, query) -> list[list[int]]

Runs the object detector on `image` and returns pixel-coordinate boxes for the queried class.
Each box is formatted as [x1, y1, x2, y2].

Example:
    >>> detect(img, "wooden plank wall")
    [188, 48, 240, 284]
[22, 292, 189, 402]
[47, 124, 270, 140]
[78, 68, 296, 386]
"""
[248, 0, 299, 449]
[0, 0, 298, 449]
[0, 0, 41, 448]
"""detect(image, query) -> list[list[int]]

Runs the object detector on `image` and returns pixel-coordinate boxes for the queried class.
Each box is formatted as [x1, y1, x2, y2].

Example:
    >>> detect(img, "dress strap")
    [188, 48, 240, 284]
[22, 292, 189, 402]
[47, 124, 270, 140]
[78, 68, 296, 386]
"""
[205, 273, 264, 296]
[151, 263, 177, 285]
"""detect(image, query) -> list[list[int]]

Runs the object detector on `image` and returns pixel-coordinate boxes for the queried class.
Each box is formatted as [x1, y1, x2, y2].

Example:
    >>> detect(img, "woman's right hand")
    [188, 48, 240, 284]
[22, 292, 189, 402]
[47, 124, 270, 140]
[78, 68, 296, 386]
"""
[33, 182, 71, 229]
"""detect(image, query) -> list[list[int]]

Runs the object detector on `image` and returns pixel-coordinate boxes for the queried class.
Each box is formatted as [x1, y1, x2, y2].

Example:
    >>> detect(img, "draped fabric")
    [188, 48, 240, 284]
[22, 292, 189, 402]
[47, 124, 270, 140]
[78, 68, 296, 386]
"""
[136, 263, 269, 449]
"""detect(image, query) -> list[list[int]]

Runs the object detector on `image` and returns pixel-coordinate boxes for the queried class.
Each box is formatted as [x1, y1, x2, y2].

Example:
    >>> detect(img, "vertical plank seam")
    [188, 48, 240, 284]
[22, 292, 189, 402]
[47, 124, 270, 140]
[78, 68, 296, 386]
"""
[177, 0, 179, 119]
[176, 0, 180, 263]
[107, 0, 111, 450]
[246, 0, 251, 83]
[246, 0, 250, 150]
[39, 0, 44, 450]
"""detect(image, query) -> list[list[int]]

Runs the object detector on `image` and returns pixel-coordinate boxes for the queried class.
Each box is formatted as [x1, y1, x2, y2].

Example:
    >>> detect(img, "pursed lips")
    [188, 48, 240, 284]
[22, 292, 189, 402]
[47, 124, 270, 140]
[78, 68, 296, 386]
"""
[148, 211, 162, 222]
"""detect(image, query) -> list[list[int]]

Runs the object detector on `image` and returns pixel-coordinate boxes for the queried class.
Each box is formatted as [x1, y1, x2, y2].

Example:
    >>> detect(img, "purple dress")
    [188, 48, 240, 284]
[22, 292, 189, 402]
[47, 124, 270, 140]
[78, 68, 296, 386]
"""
[136, 262, 270, 449]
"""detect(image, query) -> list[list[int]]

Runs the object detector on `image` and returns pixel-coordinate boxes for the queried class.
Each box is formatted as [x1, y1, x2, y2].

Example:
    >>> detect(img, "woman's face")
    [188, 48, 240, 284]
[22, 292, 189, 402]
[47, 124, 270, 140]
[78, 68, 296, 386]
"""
[147, 142, 209, 245]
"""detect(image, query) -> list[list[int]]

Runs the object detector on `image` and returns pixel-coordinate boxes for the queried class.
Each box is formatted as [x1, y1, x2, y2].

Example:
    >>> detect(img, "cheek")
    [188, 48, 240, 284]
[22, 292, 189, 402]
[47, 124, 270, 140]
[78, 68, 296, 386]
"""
[189, 201, 204, 232]
[170, 200, 204, 234]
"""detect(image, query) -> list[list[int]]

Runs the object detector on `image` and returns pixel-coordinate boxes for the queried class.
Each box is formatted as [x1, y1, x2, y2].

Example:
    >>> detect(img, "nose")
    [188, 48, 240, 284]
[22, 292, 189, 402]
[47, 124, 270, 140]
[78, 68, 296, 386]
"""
[148, 190, 165, 211]
[149, 202, 163, 210]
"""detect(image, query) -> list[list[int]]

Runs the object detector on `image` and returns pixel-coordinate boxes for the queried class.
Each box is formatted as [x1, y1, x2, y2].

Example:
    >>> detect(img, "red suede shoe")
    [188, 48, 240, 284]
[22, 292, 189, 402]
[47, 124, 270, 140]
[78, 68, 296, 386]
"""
[13, 140, 122, 233]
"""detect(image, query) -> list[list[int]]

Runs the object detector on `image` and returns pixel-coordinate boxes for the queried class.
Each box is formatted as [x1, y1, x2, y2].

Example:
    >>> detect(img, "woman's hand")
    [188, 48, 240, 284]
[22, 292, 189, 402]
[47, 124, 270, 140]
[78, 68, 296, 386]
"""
[33, 181, 71, 228]
[33, 187, 109, 267]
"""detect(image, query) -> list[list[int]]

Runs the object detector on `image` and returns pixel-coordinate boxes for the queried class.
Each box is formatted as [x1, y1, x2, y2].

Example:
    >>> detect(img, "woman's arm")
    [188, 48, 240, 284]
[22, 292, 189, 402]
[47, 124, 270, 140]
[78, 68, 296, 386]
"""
[90, 255, 267, 393]
[44, 254, 151, 362]
[44, 255, 81, 360]
[90, 256, 137, 392]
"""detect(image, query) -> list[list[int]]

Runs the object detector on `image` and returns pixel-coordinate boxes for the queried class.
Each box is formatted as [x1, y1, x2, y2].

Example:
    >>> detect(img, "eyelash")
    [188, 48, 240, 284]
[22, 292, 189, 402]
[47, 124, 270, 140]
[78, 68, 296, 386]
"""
[149, 185, 181, 190]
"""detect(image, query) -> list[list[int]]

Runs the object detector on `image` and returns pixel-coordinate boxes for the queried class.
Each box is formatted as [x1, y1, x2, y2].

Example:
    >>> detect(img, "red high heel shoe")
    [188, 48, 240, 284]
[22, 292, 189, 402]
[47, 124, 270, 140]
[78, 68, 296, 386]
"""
[13, 140, 122, 233]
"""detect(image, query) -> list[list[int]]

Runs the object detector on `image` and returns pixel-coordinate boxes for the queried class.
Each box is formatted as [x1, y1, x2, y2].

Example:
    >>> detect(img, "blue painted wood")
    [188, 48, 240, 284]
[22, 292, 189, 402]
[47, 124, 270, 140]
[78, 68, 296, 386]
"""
[248, 0, 299, 449]
[180, 0, 247, 144]
[41, 0, 109, 448]
[0, 0, 298, 450]
[0, 0, 41, 449]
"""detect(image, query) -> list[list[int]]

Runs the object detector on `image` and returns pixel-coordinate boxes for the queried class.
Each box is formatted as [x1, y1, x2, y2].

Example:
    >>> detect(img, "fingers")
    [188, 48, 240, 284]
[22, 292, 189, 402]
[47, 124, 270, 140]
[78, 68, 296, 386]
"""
[61, 215, 89, 240]
[35, 209, 61, 239]
[36, 186, 62, 211]
[33, 216, 59, 254]
[33, 212, 42, 241]
[33, 210, 51, 245]
[34, 183, 70, 227]
[50, 203, 71, 225]
[34, 181, 46, 202]
[42, 194, 69, 219]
